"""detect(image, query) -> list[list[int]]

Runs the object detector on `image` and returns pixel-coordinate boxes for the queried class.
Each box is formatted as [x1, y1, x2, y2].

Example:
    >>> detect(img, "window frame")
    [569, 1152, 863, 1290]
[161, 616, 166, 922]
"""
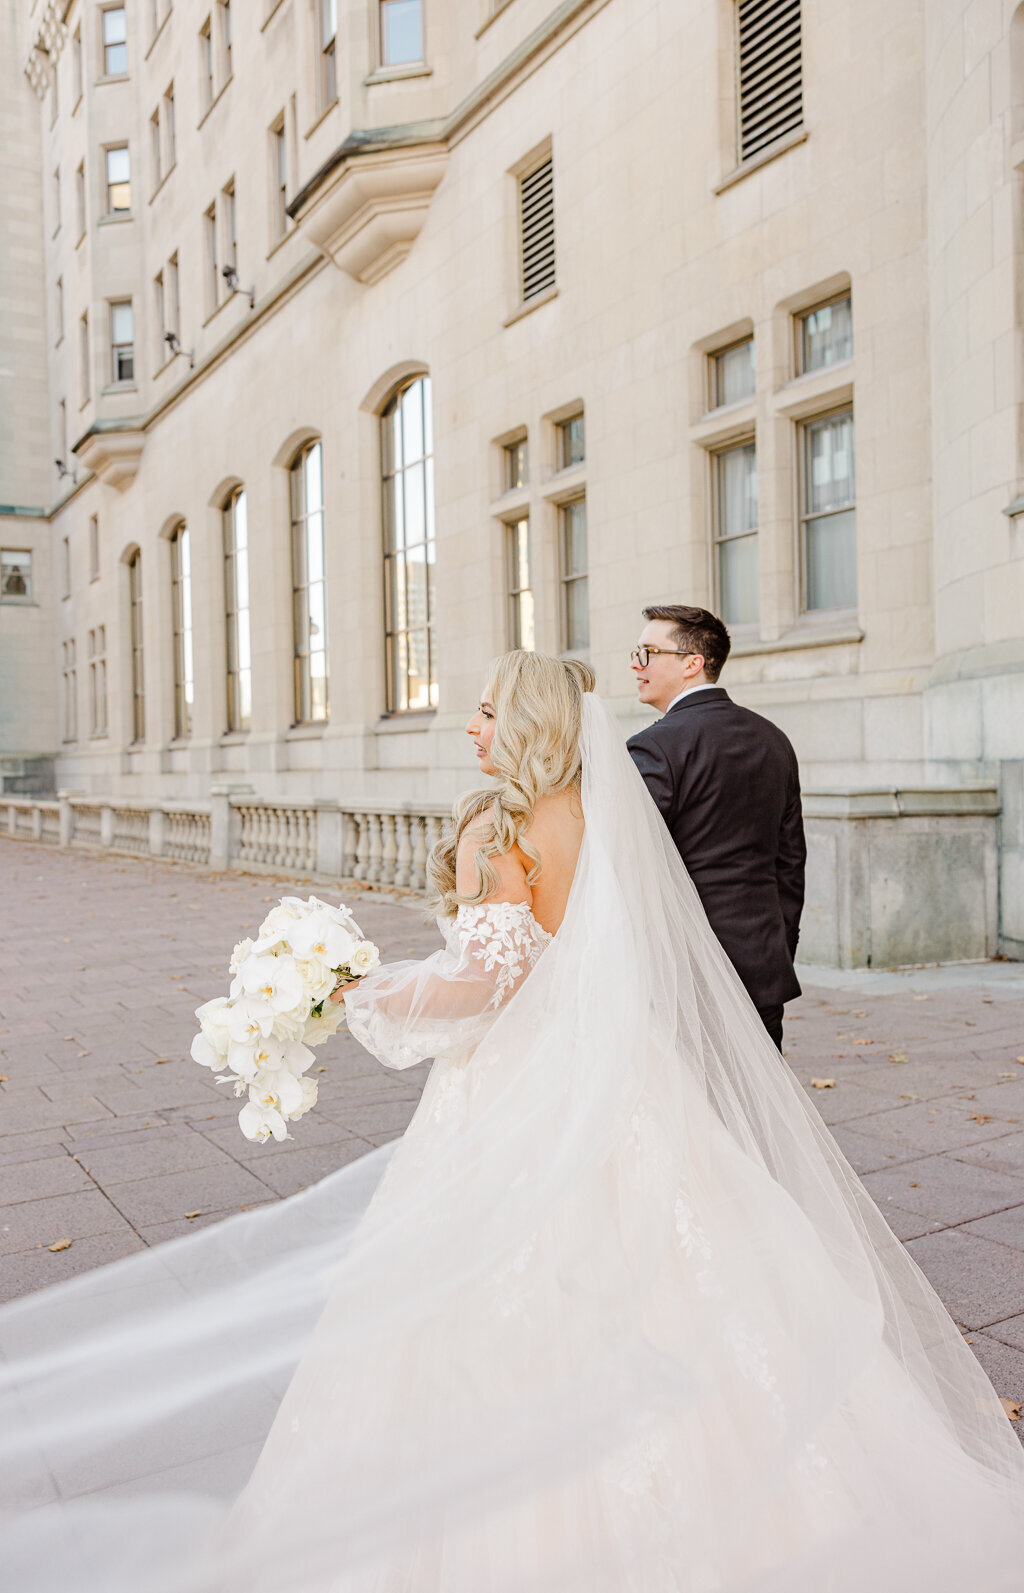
[505, 514, 535, 652]
[559, 495, 589, 653]
[517, 150, 556, 306]
[711, 437, 760, 629]
[223, 487, 253, 733]
[199, 16, 214, 114]
[796, 292, 853, 378]
[798, 403, 858, 615]
[381, 376, 437, 715]
[170, 523, 195, 739]
[290, 440, 330, 725]
[319, 0, 338, 111]
[100, 4, 129, 79]
[379, 0, 425, 69]
[0, 550, 33, 605]
[88, 625, 109, 737]
[62, 638, 78, 743]
[109, 298, 134, 384]
[79, 310, 91, 406]
[104, 143, 131, 216]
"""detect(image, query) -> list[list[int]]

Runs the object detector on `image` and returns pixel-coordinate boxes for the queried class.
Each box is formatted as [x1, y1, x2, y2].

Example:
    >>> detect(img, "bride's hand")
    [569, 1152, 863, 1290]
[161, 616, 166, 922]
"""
[329, 978, 363, 1005]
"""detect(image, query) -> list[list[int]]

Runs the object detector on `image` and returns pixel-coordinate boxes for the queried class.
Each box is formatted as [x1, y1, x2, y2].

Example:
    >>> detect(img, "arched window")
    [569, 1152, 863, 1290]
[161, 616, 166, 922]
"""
[382, 375, 436, 713]
[223, 487, 251, 731]
[170, 523, 194, 738]
[290, 440, 328, 723]
[128, 549, 145, 742]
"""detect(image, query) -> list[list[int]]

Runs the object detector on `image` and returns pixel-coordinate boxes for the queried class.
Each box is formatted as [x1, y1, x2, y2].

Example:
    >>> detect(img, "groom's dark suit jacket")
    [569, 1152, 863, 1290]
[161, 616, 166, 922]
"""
[627, 688, 806, 1011]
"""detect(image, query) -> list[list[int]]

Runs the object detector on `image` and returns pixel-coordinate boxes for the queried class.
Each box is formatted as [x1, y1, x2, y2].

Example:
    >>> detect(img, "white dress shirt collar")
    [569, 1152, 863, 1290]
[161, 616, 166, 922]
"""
[664, 682, 721, 715]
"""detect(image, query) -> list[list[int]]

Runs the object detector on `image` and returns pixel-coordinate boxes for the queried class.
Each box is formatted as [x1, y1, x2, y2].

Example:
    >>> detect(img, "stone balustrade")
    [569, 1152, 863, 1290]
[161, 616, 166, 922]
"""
[0, 792, 449, 895]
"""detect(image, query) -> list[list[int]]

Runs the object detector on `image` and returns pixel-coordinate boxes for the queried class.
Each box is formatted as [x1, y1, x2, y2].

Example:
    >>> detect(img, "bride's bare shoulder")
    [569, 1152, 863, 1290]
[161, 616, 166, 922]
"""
[454, 816, 532, 905]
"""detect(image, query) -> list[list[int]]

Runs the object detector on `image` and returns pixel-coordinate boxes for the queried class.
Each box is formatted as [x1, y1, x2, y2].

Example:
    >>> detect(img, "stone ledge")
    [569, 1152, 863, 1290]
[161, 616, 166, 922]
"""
[803, 786, 1000, 820]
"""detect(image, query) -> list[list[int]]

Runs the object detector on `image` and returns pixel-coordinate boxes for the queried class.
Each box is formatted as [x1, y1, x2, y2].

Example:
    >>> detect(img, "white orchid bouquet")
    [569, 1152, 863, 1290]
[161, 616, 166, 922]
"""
[191, 895, 380, 1144]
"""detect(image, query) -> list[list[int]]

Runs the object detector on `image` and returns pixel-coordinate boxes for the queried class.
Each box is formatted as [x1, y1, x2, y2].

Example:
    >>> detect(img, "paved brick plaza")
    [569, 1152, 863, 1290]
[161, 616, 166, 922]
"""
[2, 838, 1023, 1428]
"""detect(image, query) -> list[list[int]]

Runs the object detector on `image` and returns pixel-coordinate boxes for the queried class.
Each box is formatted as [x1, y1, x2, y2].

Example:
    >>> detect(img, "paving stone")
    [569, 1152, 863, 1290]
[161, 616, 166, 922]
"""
[827, 1123, 921, 1176]
[964, 1331, 1024, 1413]
[99, 1163, 275, 1228]
[904, 1229, 1024, 1330]
[861, 1156, 1024, 1228]
[957, 1205, 1024, 1253]
[0, 1152, 95, 1206]
[0, 1188, 136, 1257]
[0, 1230, 148, 1303]
[71, 1126, 234, 1185]
[985, 1313, 1024, 1353]
[952, 1131, 1024, 1178]
[837, 1098, 1022, 1158]
[237, 1138, 377, 1197]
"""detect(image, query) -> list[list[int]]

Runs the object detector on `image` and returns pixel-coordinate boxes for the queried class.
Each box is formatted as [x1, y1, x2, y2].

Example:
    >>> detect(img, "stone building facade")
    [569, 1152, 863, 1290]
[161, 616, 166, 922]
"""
[1, 0, 1022, 965]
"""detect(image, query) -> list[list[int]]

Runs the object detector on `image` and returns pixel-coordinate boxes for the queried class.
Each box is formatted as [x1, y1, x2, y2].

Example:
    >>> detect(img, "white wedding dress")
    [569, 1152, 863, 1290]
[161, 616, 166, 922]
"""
[1, 696, 1023, 1592]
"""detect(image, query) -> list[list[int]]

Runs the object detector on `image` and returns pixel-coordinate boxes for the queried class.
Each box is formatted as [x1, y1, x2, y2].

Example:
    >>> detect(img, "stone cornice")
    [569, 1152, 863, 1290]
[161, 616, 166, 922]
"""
[74, 425, 146, 492]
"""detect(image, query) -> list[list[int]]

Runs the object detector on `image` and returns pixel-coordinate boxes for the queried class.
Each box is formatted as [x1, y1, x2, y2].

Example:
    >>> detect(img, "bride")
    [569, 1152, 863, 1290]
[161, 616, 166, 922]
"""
[1, 651, 1022, 1593]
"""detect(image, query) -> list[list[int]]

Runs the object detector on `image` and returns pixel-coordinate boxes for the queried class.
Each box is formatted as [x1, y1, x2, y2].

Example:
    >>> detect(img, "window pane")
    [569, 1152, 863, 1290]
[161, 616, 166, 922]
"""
[806, 412, 855, 515]
[563, 500, 587, 577]
[517, 588, 536, 651]
[558, 414, 585, 470]
[104, 8, 127, 44]
[404, 460, 425, 547]
[718, 533, 759, 626]
[714, 339, 755, 406]
[801, 296, 853, 373]
[321, 0, 338, 42]
[505, 440, 528, 491]
[306, 511, 324, 583]
[400, 379, 424, 464]
[304, 441, 323, 514]
[107, 147, 130, 184]
[382, 0, 422, 65]
[1, 551, 32, 600]
[717, 443, 757, 538]
[307, 580, 326, 648]
[566, 578, 589, 650]
[111, 301, 133, 343]
[806, 509, 857, 611]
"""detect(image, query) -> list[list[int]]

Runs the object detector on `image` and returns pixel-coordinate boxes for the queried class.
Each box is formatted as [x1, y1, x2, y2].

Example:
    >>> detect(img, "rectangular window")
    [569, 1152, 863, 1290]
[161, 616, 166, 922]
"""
[0, 550, 32, 603]
[110, 300, 134, 383]
[380, 0, 423, 66]
[62, 535, 71, 598]
[271, 117, 287, 240]
[164, 83, 176, 168]
[506, 517, 535, 651]
[218, 0, 232, 79]
[150, 107, 162, 190]
[89, 515, 100, 581]
[205, 202, 219, 312]
[55, 277, 64, 344]
[53, 166, 61, 233]
[519, 154, 555, 303]
[79, 312, 90, 405]
[129, 551, 145, 742]
[320, 0, 338, 108]
[102, 6, 128, 75]
[504, 437, 528, 491]
[291, 442, 330, 723]
[106, 145, 131, 214]
[556, 412, 585, 471]
[799, 294, 853, 374]
[154, 272, 165, 363]
[88, 626, 108, 736]
[223, 180, 237, 273]
[199, 17, 214, 112]
[224, 489, 252, 731]
[171, 526, 195, 738]
[801, 409, 857, 611]
[75, 161, 86, 239]
[72, 26, 83, 103]
[737, 0, 802, 162]
[382, 378, 436, 713]
[167, 252, 180, 337]
[62, 640, 78, 742]
[714, 442, 759, 626]
[560, 498, 588, 651]
[59, 401, 68, 475]
[712, 338, 755, 407]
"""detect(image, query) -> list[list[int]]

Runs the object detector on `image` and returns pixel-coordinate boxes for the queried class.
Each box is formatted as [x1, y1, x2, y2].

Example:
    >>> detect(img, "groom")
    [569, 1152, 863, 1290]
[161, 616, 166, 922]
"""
[626, 604, 806, 1049]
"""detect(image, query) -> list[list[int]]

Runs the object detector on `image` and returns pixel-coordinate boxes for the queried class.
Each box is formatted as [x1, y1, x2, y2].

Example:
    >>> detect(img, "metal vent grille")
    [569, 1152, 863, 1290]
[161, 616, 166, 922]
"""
[519, 156, 556, 302]
[737, 0, 803, 163]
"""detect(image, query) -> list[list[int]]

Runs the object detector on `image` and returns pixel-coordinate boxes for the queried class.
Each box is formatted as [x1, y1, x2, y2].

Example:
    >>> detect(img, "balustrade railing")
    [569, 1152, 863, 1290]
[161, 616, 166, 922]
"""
[0, 793, 449, 894]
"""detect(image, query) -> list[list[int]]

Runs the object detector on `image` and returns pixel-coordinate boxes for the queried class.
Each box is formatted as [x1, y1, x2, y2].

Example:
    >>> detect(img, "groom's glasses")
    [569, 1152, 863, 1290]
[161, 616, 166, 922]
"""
[630, 646, 696, 669]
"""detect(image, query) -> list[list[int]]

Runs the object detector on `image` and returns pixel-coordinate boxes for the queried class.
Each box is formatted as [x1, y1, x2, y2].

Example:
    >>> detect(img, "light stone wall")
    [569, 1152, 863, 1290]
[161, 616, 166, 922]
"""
[3, 0, 1024, 958]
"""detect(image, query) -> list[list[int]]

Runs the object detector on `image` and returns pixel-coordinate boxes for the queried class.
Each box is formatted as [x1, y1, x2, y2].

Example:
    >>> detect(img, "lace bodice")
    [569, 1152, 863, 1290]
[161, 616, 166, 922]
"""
[343, 902, 552, 1070]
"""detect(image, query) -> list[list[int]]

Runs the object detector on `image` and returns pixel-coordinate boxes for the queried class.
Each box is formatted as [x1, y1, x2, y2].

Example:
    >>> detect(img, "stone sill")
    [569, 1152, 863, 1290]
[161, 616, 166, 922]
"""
[802, 786, 1000, 820]
[731, 623, 863, 658]
[714, 129, 808, 194]
[375, 712, 436, 734]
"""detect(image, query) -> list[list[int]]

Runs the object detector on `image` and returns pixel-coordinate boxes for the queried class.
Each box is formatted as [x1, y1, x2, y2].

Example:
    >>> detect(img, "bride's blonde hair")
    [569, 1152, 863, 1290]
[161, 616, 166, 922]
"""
[428, 650, 596, 919]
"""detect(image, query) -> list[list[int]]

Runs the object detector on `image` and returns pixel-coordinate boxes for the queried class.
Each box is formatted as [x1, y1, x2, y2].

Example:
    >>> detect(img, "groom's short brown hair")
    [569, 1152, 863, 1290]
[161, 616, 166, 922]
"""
[641, 605, 731, 681]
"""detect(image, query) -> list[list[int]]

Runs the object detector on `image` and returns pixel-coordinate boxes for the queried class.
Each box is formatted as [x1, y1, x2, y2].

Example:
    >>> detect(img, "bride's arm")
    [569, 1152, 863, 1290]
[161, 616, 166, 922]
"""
[340, 828, 543, 1070]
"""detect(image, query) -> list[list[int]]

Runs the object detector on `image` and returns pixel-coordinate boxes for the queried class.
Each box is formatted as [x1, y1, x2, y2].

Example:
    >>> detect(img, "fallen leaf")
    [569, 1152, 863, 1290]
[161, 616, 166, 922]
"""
[316, 1066, 327, 1073]
[1016, 1057, 1024, 1065]
[76, 1050, 88, 1058]
[1000, 1398, 1022, 1421]
[851, 1038, 874, 1046]
[155, 1058, 172, 1065]
[888, 1052, 909, 1064]
[177, 985, 189, 991]
[852, 1010, 868, 1018]
[63, 1035, 75, 1042]
[810, 1078, 836, 1090]
[183, 1210, 202, 1220]
[0, 1075, 7, 1083]
[899, 1093, 919, 1101]
[47, 1237, 72, 1252]
[911, 995, 929, 1001]
[969, 1113, 994, 1125]
[998, 1072, 1017, 1078]
[909, 1182, 921, 1188]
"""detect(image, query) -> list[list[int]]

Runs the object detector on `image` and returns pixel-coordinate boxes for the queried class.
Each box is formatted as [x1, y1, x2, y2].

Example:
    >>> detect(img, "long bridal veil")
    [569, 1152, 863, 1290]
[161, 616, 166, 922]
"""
[1, 694, 1022, 1592]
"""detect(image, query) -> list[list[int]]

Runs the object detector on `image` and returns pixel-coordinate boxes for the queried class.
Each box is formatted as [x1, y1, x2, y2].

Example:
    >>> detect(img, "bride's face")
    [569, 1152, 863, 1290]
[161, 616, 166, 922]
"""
[466, 690, 497, 775]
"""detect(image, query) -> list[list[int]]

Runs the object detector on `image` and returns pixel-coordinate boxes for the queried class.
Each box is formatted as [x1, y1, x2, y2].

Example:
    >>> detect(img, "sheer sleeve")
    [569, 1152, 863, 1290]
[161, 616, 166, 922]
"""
[343, 902, 552, 1070]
